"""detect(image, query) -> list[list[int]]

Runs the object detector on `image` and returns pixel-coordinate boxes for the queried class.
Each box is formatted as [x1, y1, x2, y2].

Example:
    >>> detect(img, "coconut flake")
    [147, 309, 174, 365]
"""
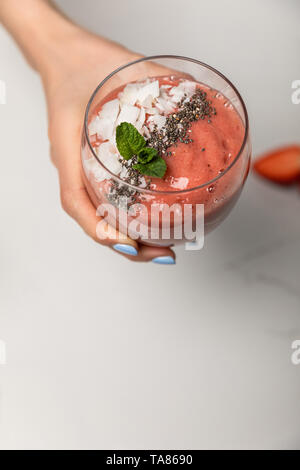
[135, 107, 146, 131]
[169, 80, 196, 103]
[146, 107, 160, 115]
[89, 115, 101, 135]
[141, 94, 159, 114]
[142, 125, 151, 139]
[147, 114, 167, 131]
[83, 157, 109, 182]
[120, 166, 129, 179]
[99, 98, 120, 121]
[89, 99, 120, 138]
[116, 104, 140, 126]
[119, 83, 142, 106]
[141, 95, 153, 108]
[139, 176, 147, 189]
[97, 141, 122, 176]
[95, 117, 115, 140]
[137, 80, 159, 104]
[156, 97, 175, 114]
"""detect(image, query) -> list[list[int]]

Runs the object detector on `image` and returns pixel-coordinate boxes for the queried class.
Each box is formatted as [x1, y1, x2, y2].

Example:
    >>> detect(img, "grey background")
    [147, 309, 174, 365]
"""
[0, 0, 300, 450]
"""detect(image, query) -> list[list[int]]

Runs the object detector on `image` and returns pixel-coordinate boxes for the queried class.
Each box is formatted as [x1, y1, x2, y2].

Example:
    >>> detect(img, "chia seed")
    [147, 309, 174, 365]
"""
[146, 88, 216, 155]
[107, 156, 151, 208]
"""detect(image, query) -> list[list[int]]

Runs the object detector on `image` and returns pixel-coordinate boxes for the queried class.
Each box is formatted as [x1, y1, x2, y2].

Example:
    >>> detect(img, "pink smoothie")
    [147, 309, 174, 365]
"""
[84, 76, 249, 243]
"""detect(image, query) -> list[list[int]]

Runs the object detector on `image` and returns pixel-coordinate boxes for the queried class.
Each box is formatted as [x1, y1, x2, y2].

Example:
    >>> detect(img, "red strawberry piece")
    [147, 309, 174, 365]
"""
[253, 145, 300, 185]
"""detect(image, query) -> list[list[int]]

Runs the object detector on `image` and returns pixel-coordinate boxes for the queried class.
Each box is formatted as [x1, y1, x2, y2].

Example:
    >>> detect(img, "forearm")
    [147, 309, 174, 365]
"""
[0, 0, 79, 72]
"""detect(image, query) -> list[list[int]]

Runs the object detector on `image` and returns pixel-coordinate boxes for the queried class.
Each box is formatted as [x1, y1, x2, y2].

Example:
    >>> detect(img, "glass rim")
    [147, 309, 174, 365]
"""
[84, 54, 249, 195]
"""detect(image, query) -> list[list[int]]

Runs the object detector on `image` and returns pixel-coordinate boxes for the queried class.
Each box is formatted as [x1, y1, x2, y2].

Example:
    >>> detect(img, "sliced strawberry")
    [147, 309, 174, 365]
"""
[253, 145, 300, 185]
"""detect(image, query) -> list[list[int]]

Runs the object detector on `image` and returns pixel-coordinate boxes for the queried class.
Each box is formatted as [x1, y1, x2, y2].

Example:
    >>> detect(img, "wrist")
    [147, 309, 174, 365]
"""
[0, 0, 79, 72]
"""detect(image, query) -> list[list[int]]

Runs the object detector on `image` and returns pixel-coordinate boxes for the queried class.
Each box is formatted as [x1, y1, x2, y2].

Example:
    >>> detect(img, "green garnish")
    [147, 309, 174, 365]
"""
[133, 158, 167, 178]
[116, 122, 146, 160]
[116, 122, 167, 179]
[137, 147, 158, 164]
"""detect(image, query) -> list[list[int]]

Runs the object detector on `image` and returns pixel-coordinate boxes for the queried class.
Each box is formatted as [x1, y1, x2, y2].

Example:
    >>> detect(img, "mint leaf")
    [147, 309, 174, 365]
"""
[116, 122, 167, 179]
[137, 147, 158, 164]
[116, 122, 146, 160]
[133, 156, 167, 179]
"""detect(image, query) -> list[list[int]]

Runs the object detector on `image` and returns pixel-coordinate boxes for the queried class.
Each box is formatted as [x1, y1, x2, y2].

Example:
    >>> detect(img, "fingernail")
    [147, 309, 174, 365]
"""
[152, 256, 176, 265]
[113, 244, 138, 256]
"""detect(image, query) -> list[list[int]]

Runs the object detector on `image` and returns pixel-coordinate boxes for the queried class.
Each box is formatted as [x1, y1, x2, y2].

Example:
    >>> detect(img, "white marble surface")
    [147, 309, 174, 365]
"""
[0, 0, 300, 450]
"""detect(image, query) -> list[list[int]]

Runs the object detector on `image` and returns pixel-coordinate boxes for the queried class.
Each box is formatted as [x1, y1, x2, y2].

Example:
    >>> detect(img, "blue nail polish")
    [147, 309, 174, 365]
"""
[113, 244, 138, 256]
[152, 256, 175, 265]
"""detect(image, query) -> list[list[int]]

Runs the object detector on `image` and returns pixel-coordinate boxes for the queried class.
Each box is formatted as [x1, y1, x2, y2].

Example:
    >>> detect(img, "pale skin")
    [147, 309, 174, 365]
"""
[0, 0, 176, 263]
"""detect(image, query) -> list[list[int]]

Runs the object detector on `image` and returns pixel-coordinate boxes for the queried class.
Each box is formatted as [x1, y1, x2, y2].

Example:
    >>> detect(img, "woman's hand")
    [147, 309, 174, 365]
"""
[43, 32, 176, 263]
[1, 0, 176, 263]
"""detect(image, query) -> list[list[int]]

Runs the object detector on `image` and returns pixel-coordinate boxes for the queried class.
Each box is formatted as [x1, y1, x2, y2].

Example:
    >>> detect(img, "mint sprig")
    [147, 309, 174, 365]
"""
[137, 147, 158, 164]
[133, 158, 167, 178]
[116, 122, 167, 179]
[116, 122, 146, 160]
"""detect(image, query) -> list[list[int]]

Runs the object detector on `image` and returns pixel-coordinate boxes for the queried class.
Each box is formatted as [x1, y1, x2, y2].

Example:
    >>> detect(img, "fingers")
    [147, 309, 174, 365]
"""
[60, 184, 176, 263]
[60, 184, 136, 247]
[60, 185, 176, 263]
[50, 106, 137, 248]
[135, 245, 176, 264]
[111, 243, 176, 264]
[50, 107, 176, 263]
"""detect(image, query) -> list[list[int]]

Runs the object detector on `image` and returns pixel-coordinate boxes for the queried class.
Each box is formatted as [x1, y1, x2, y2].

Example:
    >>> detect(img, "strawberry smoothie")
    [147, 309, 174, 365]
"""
[82, 75, 250, 244]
